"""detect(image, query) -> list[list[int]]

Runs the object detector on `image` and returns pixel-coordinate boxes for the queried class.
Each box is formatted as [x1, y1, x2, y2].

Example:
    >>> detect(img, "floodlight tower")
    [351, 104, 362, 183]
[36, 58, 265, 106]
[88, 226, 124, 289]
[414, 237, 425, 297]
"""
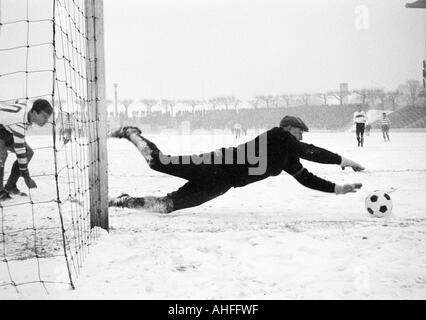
[406, 0, 426, 90]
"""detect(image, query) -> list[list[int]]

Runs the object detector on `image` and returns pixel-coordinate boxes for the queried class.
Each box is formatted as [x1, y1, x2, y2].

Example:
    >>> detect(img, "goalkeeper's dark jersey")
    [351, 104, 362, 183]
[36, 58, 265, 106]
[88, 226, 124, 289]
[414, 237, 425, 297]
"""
[217, 127, 342, 193]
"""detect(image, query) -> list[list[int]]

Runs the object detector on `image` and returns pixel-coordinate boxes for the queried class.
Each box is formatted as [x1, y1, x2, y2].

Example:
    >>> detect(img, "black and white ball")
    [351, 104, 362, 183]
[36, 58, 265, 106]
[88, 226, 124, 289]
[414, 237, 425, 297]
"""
[365, 191, 393, 218]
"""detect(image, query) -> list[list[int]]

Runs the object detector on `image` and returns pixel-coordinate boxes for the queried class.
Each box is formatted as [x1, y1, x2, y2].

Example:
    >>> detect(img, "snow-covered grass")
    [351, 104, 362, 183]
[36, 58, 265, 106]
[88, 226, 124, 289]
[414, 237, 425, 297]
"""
[1, 130, 426, 299]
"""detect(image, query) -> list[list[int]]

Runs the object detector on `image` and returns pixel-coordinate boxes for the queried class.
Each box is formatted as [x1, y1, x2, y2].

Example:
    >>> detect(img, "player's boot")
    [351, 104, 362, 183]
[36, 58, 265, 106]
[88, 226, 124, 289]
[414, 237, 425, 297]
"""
[109, 193, 132, 207]
[108, 126, 142, 139]
[5, 185, 26, 196]
[0, 190, 12, 202]
[109, 193, 147, 208]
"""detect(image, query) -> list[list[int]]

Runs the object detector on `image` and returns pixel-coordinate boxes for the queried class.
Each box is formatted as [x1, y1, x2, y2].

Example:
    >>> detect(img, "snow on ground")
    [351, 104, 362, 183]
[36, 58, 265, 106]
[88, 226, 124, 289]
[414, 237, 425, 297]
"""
[1, 129, 426, 299]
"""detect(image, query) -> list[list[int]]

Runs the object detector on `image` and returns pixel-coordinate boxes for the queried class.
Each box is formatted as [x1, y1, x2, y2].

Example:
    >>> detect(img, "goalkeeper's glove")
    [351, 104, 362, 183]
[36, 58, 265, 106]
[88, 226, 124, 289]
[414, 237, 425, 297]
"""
[334, 183, 362, 195]
[340, 156, 365, 172]
[21, 170, 37, 189]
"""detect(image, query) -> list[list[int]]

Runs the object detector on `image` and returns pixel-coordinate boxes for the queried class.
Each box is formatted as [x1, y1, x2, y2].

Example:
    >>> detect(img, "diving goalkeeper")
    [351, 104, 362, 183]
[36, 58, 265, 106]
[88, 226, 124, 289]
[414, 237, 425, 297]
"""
[108, 116, 364, 213]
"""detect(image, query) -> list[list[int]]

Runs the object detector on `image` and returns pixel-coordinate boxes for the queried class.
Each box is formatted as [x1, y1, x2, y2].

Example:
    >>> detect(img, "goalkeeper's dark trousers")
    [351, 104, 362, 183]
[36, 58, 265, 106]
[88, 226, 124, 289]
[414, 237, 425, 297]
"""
[124, 133, 232, 213]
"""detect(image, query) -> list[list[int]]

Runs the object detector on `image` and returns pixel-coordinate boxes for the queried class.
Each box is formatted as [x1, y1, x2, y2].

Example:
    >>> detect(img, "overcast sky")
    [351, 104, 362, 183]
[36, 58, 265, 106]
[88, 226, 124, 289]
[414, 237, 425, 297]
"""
[0, 0, 424, 102]
[103, 0, 425, 101]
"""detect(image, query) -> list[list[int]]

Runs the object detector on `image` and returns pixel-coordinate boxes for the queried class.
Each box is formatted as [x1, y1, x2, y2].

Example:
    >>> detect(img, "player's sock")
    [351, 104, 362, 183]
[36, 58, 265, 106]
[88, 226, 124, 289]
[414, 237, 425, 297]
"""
[109, 193, 146, 208]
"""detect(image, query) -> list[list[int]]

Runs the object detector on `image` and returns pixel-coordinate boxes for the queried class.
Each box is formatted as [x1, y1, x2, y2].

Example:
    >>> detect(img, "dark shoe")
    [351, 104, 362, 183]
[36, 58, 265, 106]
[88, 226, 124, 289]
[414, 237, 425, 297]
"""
[108, 127, 142, 139]
[109, 193, 131, 207]
[5, 186, 27, 196]
[0, 190, 12, 202]
[5, 186, 21, 195]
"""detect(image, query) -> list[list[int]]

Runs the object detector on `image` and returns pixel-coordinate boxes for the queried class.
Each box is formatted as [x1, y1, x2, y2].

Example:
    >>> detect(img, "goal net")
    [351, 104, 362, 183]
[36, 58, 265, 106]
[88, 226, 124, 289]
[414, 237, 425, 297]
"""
[0, 0, 108, 294]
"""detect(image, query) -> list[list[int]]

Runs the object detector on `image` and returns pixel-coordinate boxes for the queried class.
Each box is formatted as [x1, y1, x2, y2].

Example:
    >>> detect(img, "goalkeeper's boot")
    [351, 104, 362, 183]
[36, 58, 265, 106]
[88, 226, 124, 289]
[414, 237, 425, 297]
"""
[0, 190, 12, 202]
[108, 126, 142, 139]
[109, 193, 132, 207]
[5, 185, 26, 196]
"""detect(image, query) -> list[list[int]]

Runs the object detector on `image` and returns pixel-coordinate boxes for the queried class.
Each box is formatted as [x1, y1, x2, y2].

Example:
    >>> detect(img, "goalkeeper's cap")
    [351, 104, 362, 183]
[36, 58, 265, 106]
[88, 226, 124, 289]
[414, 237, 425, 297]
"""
[279, 116, 309, 132]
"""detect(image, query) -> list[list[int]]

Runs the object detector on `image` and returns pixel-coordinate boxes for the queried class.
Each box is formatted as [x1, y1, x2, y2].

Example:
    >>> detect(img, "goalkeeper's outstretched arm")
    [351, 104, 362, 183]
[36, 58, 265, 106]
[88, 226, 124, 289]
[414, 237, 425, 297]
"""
[291, 166, 362, 195]
[294, 140, 365, 172]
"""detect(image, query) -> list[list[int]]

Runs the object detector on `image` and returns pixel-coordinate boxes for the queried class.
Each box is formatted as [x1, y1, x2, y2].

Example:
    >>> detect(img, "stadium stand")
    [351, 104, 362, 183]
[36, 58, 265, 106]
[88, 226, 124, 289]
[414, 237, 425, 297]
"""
[370, 106, 426, 129]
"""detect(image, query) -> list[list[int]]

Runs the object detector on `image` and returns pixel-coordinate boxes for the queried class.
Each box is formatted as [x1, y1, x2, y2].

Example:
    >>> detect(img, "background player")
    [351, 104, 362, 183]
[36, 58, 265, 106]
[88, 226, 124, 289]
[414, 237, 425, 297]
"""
[353, 105, 368, 147]
[381, 112, 391, 142]
[233, 122, 242, 139]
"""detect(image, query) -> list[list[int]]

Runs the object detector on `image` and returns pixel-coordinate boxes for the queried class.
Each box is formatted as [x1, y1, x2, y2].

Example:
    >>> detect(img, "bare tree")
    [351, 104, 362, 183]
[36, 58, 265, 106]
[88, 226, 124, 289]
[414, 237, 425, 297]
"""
[225, 96, 241, 111]
[374, 89, 387, 110]
[329, 90, 349, 106]
[280, 94, 294, 108]
[315, 92, 330, 106]
[272, 95, 281, 108]
[183, 99, 201, 113]
[216, 97, 232, 110]
[256, 95, 274, 109]
[162, 99, 176, 115]
[248, 97, 261, 109]
[120, 99, 133, 119]
[398, 79, 422, 106]
[301, 93, 311, 106]
[386, 90, 401, 111]
[208, 97, 220, 110]
[139, 99, 157, 115]
[352, 89, 371, 107]
[366, 89, 384, 109]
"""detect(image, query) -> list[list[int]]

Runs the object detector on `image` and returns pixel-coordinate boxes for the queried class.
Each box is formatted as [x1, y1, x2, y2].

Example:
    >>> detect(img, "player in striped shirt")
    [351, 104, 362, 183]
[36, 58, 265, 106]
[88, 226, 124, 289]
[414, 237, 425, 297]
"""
[381, 112, 391, 142]
[0, 99, 53, 201]
[353, 105, 368, 147]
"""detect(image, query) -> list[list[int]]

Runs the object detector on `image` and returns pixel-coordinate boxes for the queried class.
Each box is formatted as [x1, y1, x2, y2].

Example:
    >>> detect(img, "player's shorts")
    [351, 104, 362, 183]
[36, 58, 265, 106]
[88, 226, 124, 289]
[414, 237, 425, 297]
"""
[355, 123, 365, 134]
[381, 125, 389, 132]
[0, 125, 14, 147]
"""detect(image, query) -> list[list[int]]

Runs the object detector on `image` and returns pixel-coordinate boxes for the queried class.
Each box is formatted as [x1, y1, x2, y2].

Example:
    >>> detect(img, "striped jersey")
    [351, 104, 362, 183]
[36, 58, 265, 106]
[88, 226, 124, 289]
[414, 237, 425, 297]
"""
[0, 101, 32, 172]
[381, 118, 391, 126]
[353, 111, 367, 124]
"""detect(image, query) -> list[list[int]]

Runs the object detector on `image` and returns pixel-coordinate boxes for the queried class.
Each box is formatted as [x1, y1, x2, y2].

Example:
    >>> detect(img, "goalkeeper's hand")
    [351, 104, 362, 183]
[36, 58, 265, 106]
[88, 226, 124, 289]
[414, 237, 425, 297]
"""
[334, 183, 362, 195]
[340, 156, 365, 172]
[21, 171, 37, 189]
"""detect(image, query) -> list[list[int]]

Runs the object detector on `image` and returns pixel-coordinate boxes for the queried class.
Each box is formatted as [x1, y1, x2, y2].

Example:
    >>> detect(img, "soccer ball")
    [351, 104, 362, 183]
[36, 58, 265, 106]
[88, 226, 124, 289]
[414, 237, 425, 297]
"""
[365, 191, 393, 218]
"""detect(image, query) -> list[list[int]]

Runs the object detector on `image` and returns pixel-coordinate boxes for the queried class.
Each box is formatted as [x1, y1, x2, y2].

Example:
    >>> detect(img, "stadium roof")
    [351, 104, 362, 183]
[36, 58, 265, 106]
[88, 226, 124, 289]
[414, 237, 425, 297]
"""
[406, 0, 426, 8]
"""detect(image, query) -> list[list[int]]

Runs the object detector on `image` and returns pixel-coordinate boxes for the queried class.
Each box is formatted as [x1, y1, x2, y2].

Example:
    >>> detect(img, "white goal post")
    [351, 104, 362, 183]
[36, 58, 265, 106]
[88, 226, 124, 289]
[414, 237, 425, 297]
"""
[85, 0, 109, 231]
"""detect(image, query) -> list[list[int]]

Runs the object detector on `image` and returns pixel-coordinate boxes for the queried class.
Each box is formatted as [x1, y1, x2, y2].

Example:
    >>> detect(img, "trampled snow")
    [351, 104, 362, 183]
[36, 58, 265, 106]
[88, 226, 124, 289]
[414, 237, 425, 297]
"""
[1, 129, 426, 299]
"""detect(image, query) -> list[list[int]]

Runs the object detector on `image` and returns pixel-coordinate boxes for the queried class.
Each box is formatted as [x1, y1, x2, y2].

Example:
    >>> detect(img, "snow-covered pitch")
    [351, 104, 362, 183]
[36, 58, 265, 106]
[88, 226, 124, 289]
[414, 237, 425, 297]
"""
[1, 129, 426, 299]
